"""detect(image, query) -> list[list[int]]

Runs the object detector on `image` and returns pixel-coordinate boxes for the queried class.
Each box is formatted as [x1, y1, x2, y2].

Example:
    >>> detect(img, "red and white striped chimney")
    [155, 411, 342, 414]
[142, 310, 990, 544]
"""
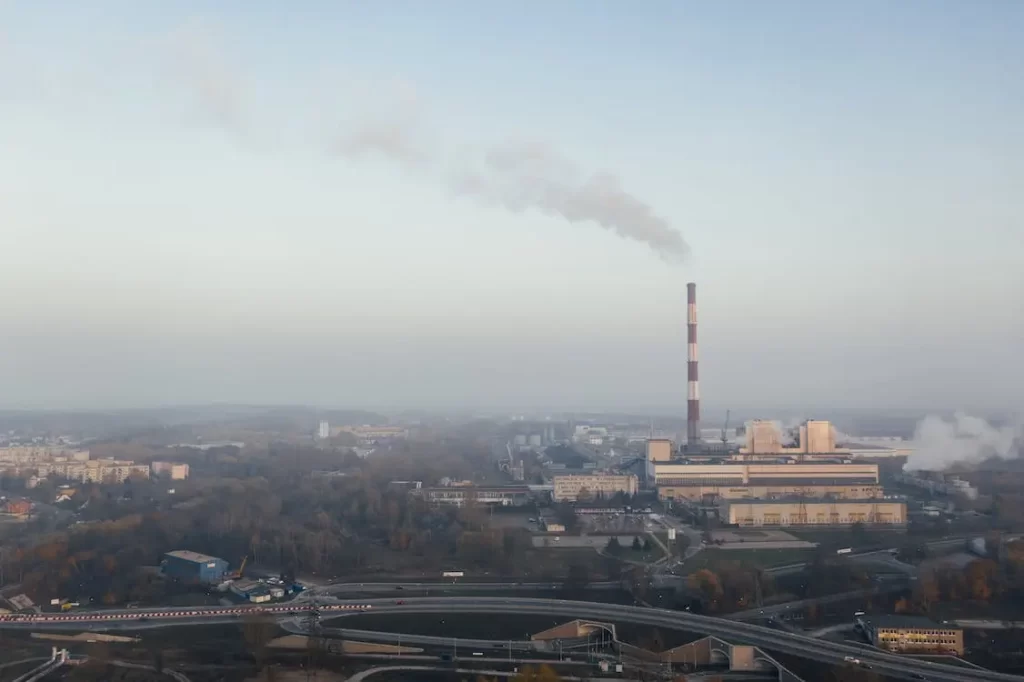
[687, 282, 700, 447]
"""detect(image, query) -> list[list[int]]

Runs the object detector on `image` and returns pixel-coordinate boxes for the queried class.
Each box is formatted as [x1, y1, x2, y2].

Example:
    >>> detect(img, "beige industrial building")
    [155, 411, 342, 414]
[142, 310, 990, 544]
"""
[37, 458, 150, 484]
[645, 439, 673, 462]
[723, 499, 906, 527]
[552, 474, 639, 502]
[652, 461, 879, 487]
[658, 483, 883, 502]
[739, 419, 851, 458]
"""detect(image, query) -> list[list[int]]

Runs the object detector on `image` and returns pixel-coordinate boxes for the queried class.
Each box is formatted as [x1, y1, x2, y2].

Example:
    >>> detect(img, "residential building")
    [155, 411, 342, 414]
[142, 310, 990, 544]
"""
[723, 499, 906, 527]
[861, 615, 964, 656]
[552, 474, 639, 502]
[317, 420, 330, 439]
[0, 446, 90, 466]
[161, 551, 229, 584]
[150, 461, 190, 480]
[37, 458, 149, 483]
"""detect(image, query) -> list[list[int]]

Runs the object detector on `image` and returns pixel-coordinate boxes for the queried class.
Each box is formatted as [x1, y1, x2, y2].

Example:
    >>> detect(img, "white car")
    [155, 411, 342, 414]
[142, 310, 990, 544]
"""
[844, 656, 861, 664]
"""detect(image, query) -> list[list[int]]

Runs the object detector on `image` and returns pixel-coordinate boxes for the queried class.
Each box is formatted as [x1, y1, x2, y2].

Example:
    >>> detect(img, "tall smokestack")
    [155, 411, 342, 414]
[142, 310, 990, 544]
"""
[687, 282, 700, 447]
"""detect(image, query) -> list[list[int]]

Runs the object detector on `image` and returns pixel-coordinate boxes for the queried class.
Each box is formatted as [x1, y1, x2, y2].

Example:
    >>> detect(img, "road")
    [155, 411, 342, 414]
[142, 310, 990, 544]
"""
[311, 597, 1023, 682]
[2, 596, 1019, 681]
[303, 581, 623, 597]
[725, 585, 908, 621]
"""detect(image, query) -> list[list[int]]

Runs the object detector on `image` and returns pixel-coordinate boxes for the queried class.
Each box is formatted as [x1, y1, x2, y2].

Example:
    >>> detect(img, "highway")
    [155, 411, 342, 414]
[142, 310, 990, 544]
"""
[311, 597, 1023, 682]
[3, 596, 1020, 681]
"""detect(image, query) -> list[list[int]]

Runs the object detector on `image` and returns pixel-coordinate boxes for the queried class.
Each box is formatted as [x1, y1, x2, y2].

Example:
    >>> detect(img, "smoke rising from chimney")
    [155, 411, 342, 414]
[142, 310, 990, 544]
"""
[154, 22, 688, 262]
[904, 412, 1024, 471]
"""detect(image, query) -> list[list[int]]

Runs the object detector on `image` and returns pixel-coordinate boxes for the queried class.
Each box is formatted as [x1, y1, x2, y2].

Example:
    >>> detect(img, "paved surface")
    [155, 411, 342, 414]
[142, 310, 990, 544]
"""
[2, 595, 1019, 681]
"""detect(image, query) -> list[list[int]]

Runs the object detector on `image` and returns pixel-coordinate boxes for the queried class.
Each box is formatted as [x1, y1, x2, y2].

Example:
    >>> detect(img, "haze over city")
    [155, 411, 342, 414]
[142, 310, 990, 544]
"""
[2, 1, 1022, 412]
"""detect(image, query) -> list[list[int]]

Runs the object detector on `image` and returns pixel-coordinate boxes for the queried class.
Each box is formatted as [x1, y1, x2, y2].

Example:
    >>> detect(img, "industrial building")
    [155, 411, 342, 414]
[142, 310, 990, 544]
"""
[738, 419, 853, 458]
[658, 483, 883, 502]
[161, 551, 229, 584]
[723, 499, 906, 527]
[421, 485, 532, 507]
[552, 474, 639, 502]
[861, 615, 964, 656]
[150, 461, 190, 480]
[651, 461, 879, 487]
[645, 439, 673, 463]
[895, 472, 979, 500]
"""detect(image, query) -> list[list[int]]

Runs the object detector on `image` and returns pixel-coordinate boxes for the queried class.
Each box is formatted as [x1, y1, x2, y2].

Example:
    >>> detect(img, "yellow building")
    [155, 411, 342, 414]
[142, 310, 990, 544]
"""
[552, 474, 639, 502]
[723, 499, 906, 526]
[863, 616, 964, 656]
[658, 483, 883, 502]
[37, 458, 150, 483]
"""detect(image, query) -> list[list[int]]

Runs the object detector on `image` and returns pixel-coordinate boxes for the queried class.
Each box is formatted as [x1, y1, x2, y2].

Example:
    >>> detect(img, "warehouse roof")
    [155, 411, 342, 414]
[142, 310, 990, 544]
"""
[864, 615, 960, 630]
[165, 550, 225, 564]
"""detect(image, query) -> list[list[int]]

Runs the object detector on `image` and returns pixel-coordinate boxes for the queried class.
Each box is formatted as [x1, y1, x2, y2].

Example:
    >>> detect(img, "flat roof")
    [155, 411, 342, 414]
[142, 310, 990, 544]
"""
[725, 498, 902, 505]
[865, 615, 960, 630]
[165, 550, 225, 564]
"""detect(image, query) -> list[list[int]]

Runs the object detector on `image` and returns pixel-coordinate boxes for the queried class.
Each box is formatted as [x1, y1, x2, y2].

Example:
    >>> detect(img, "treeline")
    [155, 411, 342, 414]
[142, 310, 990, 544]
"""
[0, 440, 552, 604]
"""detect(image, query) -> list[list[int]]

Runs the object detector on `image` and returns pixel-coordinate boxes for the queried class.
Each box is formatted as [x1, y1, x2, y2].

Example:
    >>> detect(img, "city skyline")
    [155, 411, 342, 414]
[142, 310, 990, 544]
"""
[1, 1, 1021, 411]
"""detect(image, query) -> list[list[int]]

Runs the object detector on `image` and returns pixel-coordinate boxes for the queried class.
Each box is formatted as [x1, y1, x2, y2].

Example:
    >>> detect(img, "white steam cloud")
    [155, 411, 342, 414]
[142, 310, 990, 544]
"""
[904, 412, 1024, 472]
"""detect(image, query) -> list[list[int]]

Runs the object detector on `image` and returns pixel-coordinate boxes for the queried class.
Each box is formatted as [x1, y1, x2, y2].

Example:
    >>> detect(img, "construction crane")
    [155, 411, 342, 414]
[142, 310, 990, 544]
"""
[229, 556, 248, 580]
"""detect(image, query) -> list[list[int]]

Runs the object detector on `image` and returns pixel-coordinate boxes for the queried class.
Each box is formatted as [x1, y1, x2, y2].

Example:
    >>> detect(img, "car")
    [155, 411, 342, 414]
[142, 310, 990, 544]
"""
[395, 600, 405, 605]
[910, 674, 927, 680]
[844, 656, 860, 664]
[395, 585, 404, 590]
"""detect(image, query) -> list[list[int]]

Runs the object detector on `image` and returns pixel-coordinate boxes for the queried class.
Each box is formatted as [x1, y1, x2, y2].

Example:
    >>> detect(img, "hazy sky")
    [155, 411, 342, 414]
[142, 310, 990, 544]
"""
[1, 1, 1022, 413]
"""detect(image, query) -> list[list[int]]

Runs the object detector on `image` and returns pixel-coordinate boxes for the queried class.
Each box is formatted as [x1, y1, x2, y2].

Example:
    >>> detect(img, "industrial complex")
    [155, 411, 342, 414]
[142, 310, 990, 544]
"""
[629, 282, 907, 526]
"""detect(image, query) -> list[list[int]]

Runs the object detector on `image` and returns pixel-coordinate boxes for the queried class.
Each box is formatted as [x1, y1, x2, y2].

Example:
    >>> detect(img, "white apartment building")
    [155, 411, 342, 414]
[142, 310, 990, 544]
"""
[37, 458, 150, 483]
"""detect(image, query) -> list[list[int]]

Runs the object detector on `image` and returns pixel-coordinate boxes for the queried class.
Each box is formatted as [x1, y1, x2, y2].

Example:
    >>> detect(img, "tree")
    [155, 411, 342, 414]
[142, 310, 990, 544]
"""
[643, 537, 653, 552]
[242, 612, 277, 667]
[687, 569, 723, 610]
[563, 563, 590, 594]
[606, 537, 623, 555]
[632, 536, 643, 551]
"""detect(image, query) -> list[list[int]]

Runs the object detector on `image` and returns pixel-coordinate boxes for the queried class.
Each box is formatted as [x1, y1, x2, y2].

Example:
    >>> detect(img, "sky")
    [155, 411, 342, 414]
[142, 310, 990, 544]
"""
[1, 1, 1022, 414]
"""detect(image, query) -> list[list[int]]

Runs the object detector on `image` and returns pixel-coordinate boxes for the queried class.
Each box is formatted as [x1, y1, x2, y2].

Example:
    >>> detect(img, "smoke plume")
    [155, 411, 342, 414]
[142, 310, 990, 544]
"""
[450, 140, 688, 262]
[904, 412, 1024, 471]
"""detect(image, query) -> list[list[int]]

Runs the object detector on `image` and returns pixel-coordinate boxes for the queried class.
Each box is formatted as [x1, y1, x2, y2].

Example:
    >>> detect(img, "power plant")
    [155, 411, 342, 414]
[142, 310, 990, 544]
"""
[641, 282, 905, 526]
